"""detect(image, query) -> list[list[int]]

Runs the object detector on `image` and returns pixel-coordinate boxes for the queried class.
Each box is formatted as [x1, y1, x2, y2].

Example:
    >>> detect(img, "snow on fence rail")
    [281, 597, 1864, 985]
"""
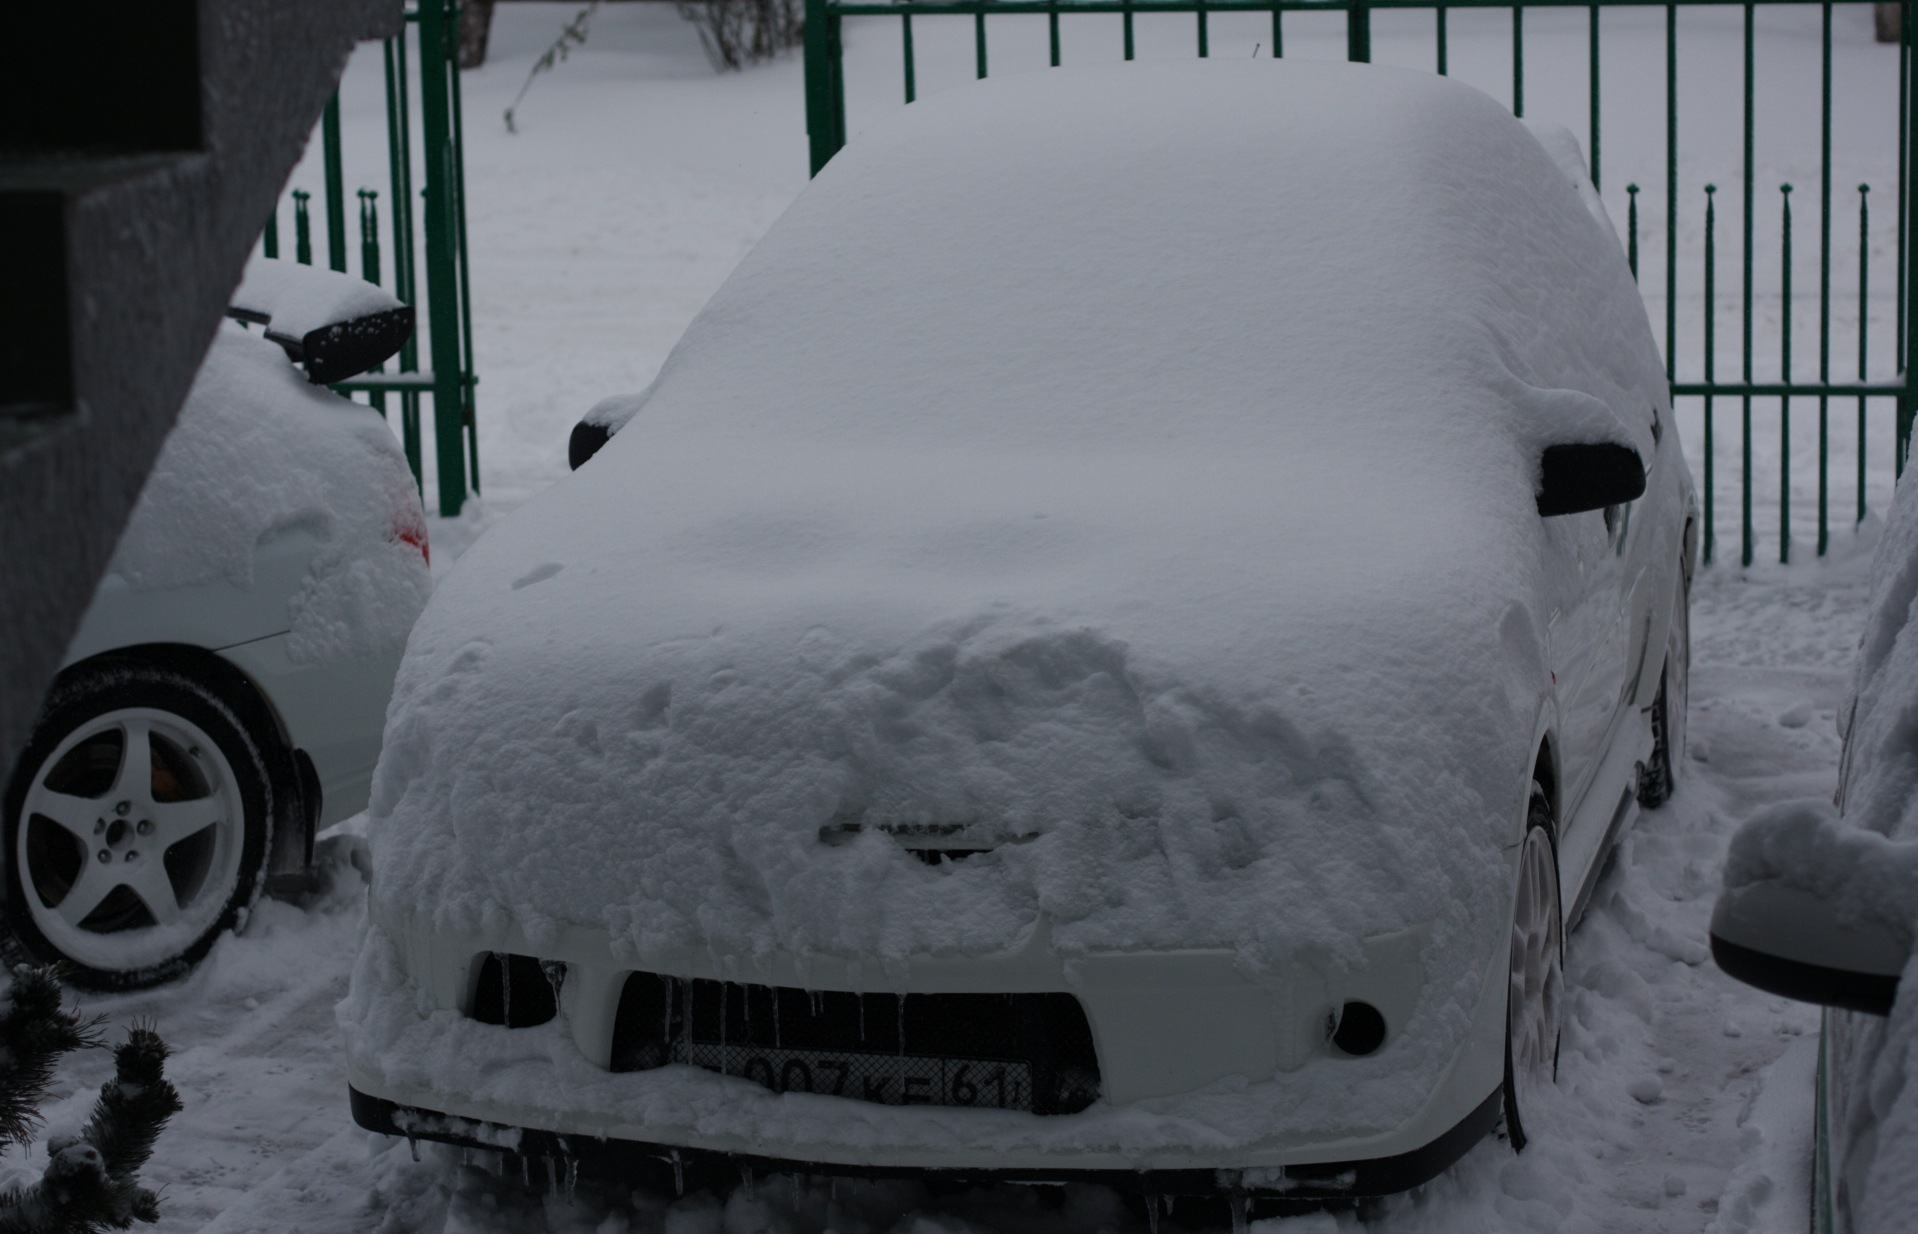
[805, 0, 1918, 565]
[263, 0, 479, 520]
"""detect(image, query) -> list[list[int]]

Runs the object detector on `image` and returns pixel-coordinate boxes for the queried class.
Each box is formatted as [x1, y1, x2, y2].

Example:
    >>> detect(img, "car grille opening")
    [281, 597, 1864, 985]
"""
[468, 953, 564, 1028]
[609, 974, 1100, 1115]
[817, 820, 1035, 864]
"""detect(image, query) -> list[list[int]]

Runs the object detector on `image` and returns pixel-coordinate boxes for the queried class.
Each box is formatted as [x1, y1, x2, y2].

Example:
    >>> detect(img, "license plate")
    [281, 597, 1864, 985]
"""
[681, 1042, 1034, 1111]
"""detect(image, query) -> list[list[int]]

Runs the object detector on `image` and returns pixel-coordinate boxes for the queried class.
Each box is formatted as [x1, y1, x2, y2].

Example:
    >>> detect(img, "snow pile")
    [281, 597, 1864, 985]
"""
[1520, 120, 1624, 254]
[358, 60, 1668, 1144]
[107, 321, 431, 662]
[1723, 799, 1918, 939]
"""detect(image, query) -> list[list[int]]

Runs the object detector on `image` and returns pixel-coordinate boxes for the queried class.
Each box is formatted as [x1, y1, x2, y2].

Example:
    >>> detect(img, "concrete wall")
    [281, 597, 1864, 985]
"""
[0, 0, 405, 789]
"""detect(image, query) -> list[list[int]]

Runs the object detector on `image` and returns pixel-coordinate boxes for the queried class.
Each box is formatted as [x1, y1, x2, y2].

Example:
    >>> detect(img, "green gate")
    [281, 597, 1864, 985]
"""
[264, 0, 478, 519]
[802, 0, 1917, 566]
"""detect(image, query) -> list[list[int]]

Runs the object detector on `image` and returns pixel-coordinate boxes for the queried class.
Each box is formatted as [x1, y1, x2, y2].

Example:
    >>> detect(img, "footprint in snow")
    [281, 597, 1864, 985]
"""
[511, 562, 564, 590]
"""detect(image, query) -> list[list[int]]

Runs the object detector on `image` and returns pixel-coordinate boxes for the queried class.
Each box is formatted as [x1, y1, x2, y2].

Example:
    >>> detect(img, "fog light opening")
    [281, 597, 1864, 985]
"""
[1329, 1000, 1387, 1057]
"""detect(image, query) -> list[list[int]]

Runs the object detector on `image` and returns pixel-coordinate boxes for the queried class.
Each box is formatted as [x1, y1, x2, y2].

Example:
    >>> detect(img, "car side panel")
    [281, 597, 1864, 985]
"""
[61, 527, 321, 665]
[219, 634, 402, 828]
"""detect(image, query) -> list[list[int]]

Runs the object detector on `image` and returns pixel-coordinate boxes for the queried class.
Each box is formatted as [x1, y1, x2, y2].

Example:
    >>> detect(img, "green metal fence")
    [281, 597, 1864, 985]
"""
[264, 0, 478, 519]
[802, 0, 1918, 566]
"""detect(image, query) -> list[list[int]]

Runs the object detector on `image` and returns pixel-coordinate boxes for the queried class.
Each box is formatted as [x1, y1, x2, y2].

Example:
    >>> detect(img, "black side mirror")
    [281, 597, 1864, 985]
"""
[227, 259, 414, 384]
[569, 419, 612, 470]
[1710, 880, 1907, 1016]
[297, 307, 416, 385]
[1536, 442, 1646, 517]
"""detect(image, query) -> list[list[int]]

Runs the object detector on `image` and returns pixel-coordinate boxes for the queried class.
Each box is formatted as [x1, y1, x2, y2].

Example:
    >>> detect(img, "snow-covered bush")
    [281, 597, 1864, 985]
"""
[0, 968, 180, 1233]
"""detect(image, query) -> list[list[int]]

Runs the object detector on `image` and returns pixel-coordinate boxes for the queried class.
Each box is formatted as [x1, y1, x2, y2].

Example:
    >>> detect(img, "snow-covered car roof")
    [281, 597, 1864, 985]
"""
[370, 61, 1668, 1137]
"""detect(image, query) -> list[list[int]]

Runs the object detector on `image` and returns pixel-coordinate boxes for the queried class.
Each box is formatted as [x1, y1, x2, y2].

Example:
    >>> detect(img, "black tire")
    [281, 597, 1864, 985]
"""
[1502, 783, 1564, 1154]
[1637, 576, 1691, 809]
[2, 660, 274, 989]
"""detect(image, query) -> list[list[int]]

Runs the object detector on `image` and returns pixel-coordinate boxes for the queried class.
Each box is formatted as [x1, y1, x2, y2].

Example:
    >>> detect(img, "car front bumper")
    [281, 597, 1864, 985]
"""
[341, 911, 1511, 1197]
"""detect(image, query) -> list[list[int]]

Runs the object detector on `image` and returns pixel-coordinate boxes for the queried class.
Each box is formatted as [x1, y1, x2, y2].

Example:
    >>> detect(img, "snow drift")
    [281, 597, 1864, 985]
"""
[360, 59, 1667, 1136]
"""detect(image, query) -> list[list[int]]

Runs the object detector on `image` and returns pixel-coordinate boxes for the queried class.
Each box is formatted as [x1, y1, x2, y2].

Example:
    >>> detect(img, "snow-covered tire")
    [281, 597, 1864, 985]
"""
[2, 661, 273, 990]
[1637, 574, 1691, 809]
[1502, 783, 1564, 1153]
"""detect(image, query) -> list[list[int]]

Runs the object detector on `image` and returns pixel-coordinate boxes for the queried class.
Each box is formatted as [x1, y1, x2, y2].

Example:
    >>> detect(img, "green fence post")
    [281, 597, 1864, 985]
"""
[804, 0, 845, 176]
[323, 94, 349, 273]
[1905, 0, 1918, 474]
[1347, 0, 1371, 63]
[293, 189, 312, 265]
[418, 0, 469, 517]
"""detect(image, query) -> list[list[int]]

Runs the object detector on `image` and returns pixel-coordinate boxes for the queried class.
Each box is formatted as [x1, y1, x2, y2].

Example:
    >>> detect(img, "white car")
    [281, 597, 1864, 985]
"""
[3, 261, 431, 989]
[1710, 483, 1918, 1231]
[344, 61, 1692, 1210]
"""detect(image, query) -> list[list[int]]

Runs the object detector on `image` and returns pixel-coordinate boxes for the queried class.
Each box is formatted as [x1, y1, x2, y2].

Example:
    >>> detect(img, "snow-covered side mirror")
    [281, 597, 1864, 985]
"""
[567, 390, 649, 470]
[1709, 880, 1906, 1016]
[1535, 441, 1645, 517]
[227, 259, 414, 385]
[569, 419, 612, 471]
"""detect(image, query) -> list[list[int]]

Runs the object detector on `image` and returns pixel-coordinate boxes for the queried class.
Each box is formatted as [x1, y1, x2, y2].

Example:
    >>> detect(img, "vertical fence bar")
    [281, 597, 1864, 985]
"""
[975, 10, 988, 78]
[293, 190, 313, 265]
[263, 210, 279, 260]
[1511, 6, 1524, 116]
[322, 94, 348, 273]
[1742, 0, 1756, 566]
[418, 0, 468, 517]
[359, 192, 382, 287]
[901, 13, 916, 101]
[1588, 4, 1600, 189]
[1819, 1, 1833, 556]
[1861, 184, 1872, 524]
[359, 189, 387, 417]
[1049, 1, 1060, 66]
[1124, 0, 1135, 60]
[1901, 0, 1910, 382]
[804, 0, 840, 175]
[1348, 0, 1371, 63]
[385, 27, 422, 489]
[1782, 184, 1794, 564]
[1436, 6, 1447, 73]
[449, 14, 479, 495]
[1706, 185, 1719, 565]
[1272, 6, 1282, 57]
[1665, 0, 1678, 381]
[1197, 0, 1208, 56]
[1628, 184, 1640, 281]
[1904, 0, 1918, 472]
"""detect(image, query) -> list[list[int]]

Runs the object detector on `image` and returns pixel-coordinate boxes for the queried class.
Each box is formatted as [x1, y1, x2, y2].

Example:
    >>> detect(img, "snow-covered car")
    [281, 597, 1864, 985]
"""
[1710, 486, 1918, 1232]
[343, 61, 1693, 1208]
[3, 261, 431, 990]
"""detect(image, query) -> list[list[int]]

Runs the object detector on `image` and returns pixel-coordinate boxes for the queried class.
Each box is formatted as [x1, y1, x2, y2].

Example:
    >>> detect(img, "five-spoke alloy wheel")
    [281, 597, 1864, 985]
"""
[1503, 783, 1564, 1152]
[4, 663, 272, 989]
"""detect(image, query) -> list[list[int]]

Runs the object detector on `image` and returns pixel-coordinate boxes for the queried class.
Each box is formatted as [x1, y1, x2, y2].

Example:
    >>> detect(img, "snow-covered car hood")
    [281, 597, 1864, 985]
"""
[368, 61, 1666, 1050]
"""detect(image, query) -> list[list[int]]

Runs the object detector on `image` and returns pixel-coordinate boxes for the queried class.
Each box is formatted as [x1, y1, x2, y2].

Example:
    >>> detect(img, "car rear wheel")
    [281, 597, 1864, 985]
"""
[1503, 784, 1564, 1153]
[3, 662, 273, 989]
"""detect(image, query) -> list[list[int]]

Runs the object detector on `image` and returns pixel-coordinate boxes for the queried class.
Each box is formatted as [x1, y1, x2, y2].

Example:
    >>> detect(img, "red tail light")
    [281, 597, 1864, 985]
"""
[392, 503, 430, 566]
[396, 524, 430, 565]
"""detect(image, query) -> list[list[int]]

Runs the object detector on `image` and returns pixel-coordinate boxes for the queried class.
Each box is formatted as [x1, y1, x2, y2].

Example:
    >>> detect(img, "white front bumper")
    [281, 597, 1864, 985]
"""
[341, 907, 1510, 1180]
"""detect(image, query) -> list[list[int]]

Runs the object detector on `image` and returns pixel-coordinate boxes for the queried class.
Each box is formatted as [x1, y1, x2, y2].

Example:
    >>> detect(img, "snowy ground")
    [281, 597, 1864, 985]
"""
[21, 4, 1901, 1230]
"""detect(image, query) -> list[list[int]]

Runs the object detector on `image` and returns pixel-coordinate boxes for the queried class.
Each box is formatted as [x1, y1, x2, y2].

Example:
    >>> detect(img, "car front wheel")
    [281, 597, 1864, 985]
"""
[3, 662, 273, 989]
[1503, 783, 1564, 1152]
